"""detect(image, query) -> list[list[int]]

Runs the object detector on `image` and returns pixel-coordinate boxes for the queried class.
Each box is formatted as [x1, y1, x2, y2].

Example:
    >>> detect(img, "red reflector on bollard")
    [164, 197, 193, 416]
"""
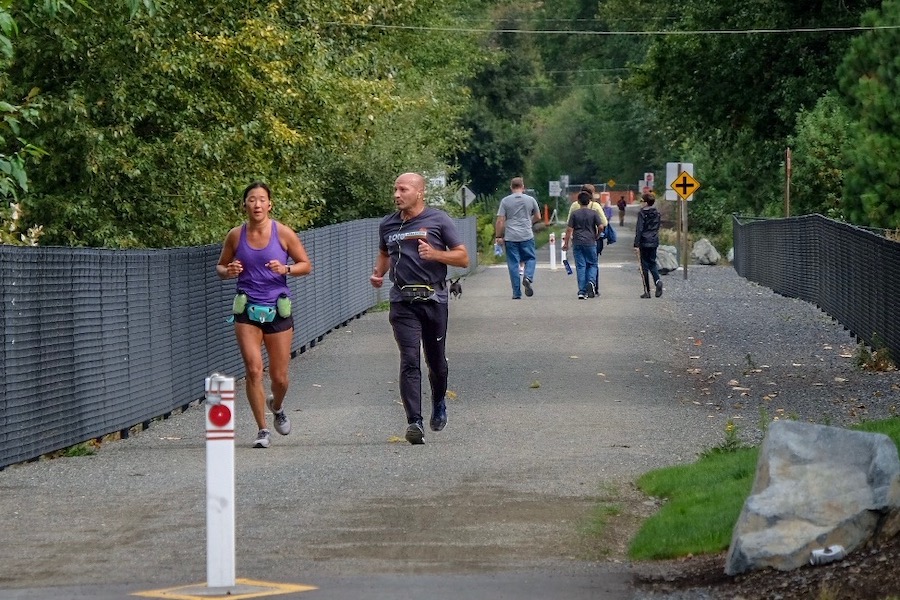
[209, 404, 232, 428]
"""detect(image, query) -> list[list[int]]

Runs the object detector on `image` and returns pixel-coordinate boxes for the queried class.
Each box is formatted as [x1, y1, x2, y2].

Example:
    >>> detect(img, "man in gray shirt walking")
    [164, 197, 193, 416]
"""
[494, 177, 541, 299]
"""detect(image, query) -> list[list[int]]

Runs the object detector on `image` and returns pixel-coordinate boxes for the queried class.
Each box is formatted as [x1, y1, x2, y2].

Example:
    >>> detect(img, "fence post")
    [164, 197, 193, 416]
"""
[549, 232, 557, 271]
[205, 373, 236, 589]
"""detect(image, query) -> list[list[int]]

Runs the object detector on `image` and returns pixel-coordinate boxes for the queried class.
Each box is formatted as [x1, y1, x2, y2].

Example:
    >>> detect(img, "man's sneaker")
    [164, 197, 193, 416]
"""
[587, 282, 596, 298]
[253, 429, 271, 448]
[655, 280, 663, 298]
[405, 421, 425, 445]
[640, 292, 651, 299]
[266, 395, 292, 436]
[430, 400, 447, 432]
[578, 292, 586, 300]
[522, 277, 533, 297]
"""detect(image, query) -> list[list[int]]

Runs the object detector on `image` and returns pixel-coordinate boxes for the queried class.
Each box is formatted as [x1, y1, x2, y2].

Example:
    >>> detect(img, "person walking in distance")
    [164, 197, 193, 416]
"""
[370, 173, 470, 445]
[216, 181, 312, 448]
[566, 184, 607, 297]
[495, 177, 541, 299]
[562, 190, 603, 299]
[617, 196, 627, 227]
[633, 192, 663, 299]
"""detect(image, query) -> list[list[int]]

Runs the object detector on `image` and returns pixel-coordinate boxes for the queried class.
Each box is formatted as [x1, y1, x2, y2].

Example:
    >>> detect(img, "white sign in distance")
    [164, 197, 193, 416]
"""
[549, 180, 561, 197]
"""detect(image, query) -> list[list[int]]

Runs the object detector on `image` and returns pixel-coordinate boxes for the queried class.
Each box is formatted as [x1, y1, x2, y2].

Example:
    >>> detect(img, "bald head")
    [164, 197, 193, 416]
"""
[393, 172, 427, 217]
[396, 172, 425, 193]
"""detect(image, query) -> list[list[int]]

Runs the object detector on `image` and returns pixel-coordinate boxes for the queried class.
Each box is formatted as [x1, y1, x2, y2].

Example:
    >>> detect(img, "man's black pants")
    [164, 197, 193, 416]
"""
[389, 300, 449, 424]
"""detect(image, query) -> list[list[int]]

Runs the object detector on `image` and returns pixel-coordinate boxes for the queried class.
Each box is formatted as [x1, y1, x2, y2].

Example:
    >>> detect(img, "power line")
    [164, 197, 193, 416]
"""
[321, 22, 900, 36]
[545, 68, 631, 74]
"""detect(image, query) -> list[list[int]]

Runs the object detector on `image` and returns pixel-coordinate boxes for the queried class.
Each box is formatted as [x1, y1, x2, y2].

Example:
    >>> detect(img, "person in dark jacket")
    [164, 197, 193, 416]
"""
[633, 192, 663, 298]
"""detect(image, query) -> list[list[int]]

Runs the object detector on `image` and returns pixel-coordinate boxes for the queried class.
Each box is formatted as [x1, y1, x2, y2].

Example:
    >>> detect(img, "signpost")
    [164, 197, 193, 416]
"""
[455, 185, 476, 217]
[666, 165, 701, 281]
[665, 163, 693, 201]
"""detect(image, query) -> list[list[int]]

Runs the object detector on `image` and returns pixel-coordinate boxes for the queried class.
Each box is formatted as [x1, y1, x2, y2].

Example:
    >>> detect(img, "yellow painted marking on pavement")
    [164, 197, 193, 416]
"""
[132, 578, 317, 599]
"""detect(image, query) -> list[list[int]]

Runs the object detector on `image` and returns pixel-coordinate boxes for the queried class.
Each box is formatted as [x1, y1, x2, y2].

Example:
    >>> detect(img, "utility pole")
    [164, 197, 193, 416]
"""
[784, 147, 792, 218]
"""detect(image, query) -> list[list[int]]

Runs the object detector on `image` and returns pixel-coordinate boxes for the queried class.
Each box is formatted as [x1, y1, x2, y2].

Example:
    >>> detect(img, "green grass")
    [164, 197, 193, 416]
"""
[611, 417, 900, 561]
[60, 442, 97, 457]
[370, 300, 390, 312]
[629, 447, 757, 559]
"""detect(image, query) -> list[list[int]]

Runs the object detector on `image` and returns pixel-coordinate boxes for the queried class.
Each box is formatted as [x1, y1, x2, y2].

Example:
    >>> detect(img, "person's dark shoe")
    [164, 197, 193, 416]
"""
[405, 421, 425, 444]
[640, 292, 651, 299]
[512, 295, 521, 300]
[655, 280, 663, 297]
[587, 282, 596, 298]
[430, 400, 447, 432]
[522, 277, 533, 297]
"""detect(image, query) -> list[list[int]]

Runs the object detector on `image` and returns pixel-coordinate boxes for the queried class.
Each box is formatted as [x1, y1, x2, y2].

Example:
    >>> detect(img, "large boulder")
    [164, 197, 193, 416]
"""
[658, 245, 679, 274]
[691, 238, 721, 265]
[725, 420, 900, 575]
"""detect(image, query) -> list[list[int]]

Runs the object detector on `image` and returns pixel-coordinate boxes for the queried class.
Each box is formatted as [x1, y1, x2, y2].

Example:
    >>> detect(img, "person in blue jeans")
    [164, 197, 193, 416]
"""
[566, 183, 607, 297]
[495, 177, 541, 299]
[563, 190, 603, 299]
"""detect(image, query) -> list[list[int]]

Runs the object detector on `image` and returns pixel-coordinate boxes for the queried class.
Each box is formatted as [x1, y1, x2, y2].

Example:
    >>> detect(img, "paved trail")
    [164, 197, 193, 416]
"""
[0, 212, 722, 600]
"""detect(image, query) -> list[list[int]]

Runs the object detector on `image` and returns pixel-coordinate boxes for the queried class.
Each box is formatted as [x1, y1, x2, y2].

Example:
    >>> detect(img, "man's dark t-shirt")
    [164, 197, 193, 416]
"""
[378, 206, 463, 304]
[567, 206, 602, 246]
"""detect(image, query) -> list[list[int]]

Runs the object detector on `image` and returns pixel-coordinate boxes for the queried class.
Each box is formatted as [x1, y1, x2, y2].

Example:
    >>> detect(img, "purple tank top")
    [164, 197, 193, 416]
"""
[235, 221, 290, 305]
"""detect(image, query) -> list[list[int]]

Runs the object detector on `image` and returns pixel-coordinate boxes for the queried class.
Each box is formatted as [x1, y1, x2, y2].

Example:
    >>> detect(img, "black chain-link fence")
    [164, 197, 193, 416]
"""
[733, 213, 899, 367]
[0, 217, 476, 469]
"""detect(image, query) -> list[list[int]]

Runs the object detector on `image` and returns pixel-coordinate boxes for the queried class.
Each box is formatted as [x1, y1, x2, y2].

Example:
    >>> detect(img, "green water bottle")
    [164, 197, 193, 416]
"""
[276, 294, 292, 318]
[232, 292, 247, 314]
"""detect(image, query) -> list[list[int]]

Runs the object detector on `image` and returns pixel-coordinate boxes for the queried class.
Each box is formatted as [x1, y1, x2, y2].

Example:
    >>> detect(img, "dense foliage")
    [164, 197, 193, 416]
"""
[839, 0, 900, 228]
[3, 0, 485, 247]
[0, 0, 898, 247]
[597, 0, 884, 230]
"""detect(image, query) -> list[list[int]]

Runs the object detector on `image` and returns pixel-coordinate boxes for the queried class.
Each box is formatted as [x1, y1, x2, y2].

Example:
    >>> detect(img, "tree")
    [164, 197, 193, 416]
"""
[601, 0, 881, 217]
[786, 93, 851, 219]
[5, 0, 485, 246]
[838, 0, 900, 228]
[451, 6, 550, 197]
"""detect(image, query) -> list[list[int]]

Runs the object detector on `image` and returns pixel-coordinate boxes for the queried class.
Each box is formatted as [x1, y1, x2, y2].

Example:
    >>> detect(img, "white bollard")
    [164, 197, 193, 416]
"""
[205, 373, 236, 589]
[549, 232, 557, 271]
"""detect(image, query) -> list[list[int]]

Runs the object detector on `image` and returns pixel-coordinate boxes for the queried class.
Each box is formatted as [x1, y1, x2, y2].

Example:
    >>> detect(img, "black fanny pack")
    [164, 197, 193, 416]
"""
[399, 284, 437, 302]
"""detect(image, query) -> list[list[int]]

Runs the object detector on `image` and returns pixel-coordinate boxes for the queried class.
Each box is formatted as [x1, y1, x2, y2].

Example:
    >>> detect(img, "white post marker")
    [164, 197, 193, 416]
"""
[205, 373, 236, 590]
[549, 232, 557, 270]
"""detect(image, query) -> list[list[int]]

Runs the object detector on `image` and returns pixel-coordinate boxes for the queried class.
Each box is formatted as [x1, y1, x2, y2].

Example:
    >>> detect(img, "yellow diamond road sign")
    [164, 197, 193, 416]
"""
[670, 171, 700, 201]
